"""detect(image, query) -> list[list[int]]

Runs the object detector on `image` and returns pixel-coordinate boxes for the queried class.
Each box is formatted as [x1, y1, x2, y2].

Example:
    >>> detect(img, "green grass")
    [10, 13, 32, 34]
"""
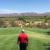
[24, 27, 50, 34]
[0, 27, 50, 50]
[0, 27, 21, 35]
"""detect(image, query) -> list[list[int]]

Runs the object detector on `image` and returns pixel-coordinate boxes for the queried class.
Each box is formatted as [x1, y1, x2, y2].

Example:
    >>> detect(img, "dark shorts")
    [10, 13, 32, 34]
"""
[19, 43, 28, 50]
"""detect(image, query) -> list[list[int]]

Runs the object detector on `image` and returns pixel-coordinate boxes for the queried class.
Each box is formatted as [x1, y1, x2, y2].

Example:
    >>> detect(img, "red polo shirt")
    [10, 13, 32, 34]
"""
[18, 33, 28, 43]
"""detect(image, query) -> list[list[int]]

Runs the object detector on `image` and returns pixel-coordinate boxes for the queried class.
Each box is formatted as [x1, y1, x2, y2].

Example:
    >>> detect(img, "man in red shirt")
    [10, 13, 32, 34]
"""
[17, 30, 28, 50]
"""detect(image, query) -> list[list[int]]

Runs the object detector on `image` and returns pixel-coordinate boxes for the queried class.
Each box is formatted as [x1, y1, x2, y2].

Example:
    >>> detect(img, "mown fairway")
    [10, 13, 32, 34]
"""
[0, 27, 50, 50]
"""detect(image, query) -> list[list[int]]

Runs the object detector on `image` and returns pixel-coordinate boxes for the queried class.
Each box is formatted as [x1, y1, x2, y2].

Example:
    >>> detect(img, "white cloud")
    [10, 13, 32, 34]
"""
[0, 9, 17, 14]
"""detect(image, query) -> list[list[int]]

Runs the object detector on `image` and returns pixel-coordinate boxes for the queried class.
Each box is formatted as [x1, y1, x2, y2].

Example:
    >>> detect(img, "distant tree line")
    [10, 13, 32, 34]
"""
[0, 16, 50, 28]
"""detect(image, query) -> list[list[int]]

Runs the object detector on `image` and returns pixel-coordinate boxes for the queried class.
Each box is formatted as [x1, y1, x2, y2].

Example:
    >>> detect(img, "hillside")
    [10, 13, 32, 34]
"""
[0, 12, 50, 17]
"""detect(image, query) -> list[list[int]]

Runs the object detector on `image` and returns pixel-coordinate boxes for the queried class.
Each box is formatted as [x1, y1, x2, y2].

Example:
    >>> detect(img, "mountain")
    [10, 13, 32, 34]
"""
[0, 12, 50, 17]
[0, 13, 18, 17]
[38, 12, 50, 16]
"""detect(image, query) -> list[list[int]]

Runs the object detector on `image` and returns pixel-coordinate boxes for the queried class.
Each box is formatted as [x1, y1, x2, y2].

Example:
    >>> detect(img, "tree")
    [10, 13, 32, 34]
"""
[0, 19, 4, 27]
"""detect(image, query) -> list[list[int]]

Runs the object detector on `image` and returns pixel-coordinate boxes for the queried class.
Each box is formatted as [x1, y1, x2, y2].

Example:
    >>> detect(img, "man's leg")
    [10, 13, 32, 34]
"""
[19, 43, 27, 50]
[23, 43, 27, 50]
[19, 43, 23, 50]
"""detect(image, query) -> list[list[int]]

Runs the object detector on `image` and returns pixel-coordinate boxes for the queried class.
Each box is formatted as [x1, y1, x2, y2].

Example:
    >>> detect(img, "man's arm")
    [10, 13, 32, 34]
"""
[17, 36, 20, 44]
[26, 35, 29, 46]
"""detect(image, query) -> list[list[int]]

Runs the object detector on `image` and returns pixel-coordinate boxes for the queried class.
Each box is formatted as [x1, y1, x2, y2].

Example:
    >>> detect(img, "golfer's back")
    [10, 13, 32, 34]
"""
[18, 33, 28, 44]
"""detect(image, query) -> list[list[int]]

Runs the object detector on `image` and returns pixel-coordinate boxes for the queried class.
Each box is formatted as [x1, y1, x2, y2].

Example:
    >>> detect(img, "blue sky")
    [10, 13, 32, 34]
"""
[0, 0, 50, 13]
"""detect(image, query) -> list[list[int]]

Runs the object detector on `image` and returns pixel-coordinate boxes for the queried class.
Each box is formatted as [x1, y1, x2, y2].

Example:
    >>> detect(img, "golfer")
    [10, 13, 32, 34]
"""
[17, 30, 28, 50]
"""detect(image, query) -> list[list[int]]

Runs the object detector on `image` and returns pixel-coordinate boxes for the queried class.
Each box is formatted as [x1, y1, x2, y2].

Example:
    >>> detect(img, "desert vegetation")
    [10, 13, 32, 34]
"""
[0, 16, 50, 28]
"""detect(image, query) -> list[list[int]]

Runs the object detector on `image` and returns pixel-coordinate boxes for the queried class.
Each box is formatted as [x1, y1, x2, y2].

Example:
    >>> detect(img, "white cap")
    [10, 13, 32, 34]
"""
[22, 29, 24, 32]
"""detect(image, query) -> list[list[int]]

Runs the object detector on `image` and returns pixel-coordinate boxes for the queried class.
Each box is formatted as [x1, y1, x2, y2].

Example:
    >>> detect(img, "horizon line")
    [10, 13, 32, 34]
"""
[0, 9, 50, 14]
